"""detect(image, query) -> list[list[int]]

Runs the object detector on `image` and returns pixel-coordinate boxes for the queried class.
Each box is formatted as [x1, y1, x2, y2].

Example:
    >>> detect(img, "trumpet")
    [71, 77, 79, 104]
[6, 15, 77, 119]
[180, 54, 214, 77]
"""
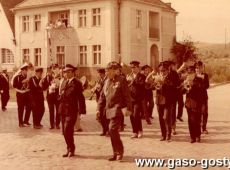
[89, 82, 102, 100]
[183, 74, 195, 92]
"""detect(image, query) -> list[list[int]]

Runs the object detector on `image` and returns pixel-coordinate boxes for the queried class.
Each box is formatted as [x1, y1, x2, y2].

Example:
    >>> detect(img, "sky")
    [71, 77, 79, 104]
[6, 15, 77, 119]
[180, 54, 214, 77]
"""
[162, 0, 230, 43]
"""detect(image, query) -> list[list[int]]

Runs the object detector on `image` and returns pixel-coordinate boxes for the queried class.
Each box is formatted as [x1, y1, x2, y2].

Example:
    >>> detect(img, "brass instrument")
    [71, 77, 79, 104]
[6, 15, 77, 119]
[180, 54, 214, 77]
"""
[89, 82, 102, 100]
[126, 73, 135, 87]
[183, 74, 195, 92]
[152, 73, 165, 90]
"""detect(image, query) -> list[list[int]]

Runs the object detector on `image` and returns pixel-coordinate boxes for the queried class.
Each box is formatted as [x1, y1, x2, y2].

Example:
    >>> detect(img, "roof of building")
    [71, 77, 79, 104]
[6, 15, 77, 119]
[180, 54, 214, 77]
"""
[13, 0, 176, 12]
[0, 0, 24, 35]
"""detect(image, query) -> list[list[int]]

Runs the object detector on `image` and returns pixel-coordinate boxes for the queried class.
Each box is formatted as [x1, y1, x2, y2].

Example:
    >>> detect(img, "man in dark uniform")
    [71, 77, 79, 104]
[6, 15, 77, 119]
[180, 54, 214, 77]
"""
[13, 64, 31, 127]
[195, 61, 209, 134]
[28, 67, 45, 129]
[183, 65, 203, 143]
[127, 61, 146, 138]
[41, 65, 60, 129]
[59, 64, 86, 157]
[166, 61, 180, 135]
[154, 62, 173, 142]
[97, 61, 132, 161]
[142, 65, 154, 121]
[0, 68, 10, 111]
[94, 68, 109, 136]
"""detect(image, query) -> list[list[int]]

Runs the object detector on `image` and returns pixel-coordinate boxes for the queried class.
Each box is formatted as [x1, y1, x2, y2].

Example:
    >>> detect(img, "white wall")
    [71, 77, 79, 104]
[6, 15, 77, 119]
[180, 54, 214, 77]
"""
[0, 3, 16, 71]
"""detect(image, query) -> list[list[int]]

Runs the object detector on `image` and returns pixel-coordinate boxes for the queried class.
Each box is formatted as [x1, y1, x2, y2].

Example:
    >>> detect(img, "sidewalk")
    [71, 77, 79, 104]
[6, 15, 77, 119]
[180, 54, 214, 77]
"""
[0, 85, 230, 170]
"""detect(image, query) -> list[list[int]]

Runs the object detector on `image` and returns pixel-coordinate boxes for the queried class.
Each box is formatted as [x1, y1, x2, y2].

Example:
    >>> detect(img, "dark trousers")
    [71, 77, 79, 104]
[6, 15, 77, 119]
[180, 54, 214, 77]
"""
[201, 100, 208, 131]
[100, 113, 110, 134]
[62, 115, 77, 152]
[170, 102, 177, 130]
[16, 92, 31, 125]
[130, 102, 142, 134]
[31, 99, 45, 126]
[177, 93, 184, 118]
[146, 96, 154, 118]
[157, 105, 172, 139]
[109, 116, 124, 155]
[186, 108, 201, 140]
[47, 96, 60, 128]
[1, 91, 9, 109]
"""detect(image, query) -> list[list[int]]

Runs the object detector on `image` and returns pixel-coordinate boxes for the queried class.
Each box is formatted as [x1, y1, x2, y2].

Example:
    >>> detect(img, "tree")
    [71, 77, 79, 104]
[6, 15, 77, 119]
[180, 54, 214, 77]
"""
[171, 37, 197, 67]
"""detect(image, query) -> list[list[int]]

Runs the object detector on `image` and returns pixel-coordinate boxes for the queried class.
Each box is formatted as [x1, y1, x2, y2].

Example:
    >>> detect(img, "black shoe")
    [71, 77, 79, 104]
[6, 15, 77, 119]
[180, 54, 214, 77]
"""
[160, 137, 166, 141]
[203, 130, 208, 134]
[177, 117, 183, 122]
[196, 137, 201, 143]
[62, 151, 70, 157]
[2, 108, 6, 111]
[190, 139, 196, 143]
[167, 137, 172, 142]
[50, 127, 55, 130]
[76, 128, 83, 132]
[56, 126, 60, 129]
[108, 155, 117, 161]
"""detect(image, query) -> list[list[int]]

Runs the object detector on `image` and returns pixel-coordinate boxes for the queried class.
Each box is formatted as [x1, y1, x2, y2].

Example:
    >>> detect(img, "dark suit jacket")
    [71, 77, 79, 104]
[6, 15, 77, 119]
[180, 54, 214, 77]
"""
[97, 75, 132, 119]
[28, 76, 44, 103]
[59, 77, 86, 118]
[0, 73, 9, 92]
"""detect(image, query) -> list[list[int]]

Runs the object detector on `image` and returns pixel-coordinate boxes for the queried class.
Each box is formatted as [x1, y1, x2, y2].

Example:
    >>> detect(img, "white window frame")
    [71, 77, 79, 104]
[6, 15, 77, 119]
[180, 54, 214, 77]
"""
[1, 48, 14, 64]
[79, 46, 87, 66]
[92, 8, 101, 27]
[34, 14, 41, 31]
[22, 49, 30, 63]
[34, 48, 41, 66]
[92, 45, 101, 65]
[136, 9, 142, 28]
[78, 9, 87, 28]
[22, 16, 30, 32]
[56, 46, 65, 66]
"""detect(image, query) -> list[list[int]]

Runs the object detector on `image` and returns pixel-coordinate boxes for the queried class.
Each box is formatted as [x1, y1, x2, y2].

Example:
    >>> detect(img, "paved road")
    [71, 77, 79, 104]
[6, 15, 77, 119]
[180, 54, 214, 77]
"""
[0, 84, 230, 170]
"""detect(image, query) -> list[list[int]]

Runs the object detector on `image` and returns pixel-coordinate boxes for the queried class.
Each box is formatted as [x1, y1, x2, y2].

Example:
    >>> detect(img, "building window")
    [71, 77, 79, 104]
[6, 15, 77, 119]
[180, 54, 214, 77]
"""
[56, 46, 65, 66]
[22, 16, 30, 32]
[22, 49, 30, 63]
[92, 45, 101, 65]
[92, 8, 101, 26]
[1, 48, 14, 64]
[136, 10, 142, 28]
[59, 12, 69, 27]
[34, 48, 41, 66]
[78, 9, 87, 27]
[79, 46, 87, 65]
[34, 15, 41, 31]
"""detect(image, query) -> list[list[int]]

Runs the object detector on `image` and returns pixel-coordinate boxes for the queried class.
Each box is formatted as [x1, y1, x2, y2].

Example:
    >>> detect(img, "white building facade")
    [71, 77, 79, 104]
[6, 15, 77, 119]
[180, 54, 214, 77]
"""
[13, 0, 177, 77]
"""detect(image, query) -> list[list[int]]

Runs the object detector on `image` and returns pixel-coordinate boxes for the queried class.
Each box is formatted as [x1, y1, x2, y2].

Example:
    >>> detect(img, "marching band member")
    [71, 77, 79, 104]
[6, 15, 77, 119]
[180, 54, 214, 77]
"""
[142, 65, 154, 121]
[13, 64, 31, 127]
[127, 61, 146, 138]
[94, 68, 109, 136]
[0, 68, 10, 111]
[195, 61, 209, 134]
[40, 64, 61, 129]
[28, 67, 45, 129]
[97, 62, 132, 161]
[182, 65, 203, 143]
